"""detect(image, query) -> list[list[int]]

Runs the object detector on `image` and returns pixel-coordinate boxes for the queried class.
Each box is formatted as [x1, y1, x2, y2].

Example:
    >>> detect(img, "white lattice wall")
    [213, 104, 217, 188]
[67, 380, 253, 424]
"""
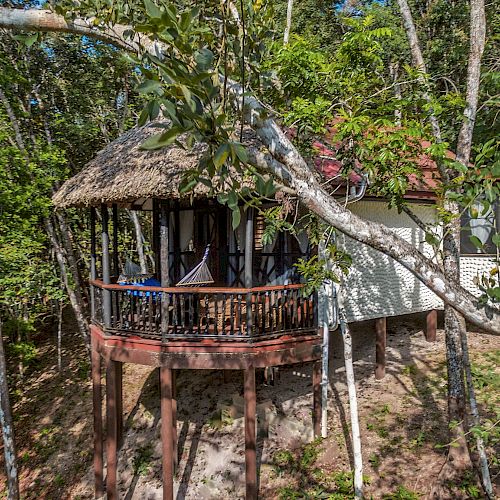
[460, 256, 497, 297]
[338, 200, 496, 322]
[338, 200, 443, 322]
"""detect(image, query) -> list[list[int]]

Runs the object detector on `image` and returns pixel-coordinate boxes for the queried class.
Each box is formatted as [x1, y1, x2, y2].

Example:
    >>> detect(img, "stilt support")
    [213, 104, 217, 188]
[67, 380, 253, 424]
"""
[375, 317, 386, 380]
[172, 369, 178, 472]
[91, 344, 104, 498]
[160, 366, 174, 500]
[116, 362, 123, 449]
[244, 366, 257, 500]
[106, 360, 119, 500]
[425, 309, 437, 342]
[312, 360, 322, 438]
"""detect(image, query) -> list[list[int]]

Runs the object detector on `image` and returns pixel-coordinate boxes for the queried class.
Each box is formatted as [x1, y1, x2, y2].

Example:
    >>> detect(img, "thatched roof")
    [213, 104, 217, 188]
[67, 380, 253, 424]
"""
[52, 120, 261, 208]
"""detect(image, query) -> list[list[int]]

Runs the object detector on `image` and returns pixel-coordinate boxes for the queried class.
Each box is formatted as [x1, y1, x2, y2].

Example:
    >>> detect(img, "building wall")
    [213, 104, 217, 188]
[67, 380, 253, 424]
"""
[337, 200, 496, 322]
[338, 200, 442, 322]
[460, 256, 497, 297]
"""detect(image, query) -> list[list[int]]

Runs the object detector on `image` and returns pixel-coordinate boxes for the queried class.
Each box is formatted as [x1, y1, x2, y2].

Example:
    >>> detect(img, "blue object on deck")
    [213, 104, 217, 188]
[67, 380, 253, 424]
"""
[119, 278, 162, 297]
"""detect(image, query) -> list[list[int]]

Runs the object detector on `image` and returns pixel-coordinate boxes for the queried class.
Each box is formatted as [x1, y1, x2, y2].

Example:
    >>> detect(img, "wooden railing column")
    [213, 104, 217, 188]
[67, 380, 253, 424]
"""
[375, 317, 387, 380]
[101, 204, 112, 328]
[112, 204, 120, 324]
[90, 207, 97, 320]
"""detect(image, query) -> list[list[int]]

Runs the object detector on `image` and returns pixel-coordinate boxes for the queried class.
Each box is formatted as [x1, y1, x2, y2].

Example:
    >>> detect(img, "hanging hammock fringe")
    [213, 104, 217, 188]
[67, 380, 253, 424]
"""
[176, 245, 214, 286]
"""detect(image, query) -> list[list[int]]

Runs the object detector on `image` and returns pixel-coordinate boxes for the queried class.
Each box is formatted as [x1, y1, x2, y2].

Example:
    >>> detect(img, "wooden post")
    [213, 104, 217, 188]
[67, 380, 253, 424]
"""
[101, 204, 112, 328]
[106, 360, 119, 500]
[91, 341, 104, 498]
[152, 199, 160, 278]
[160, 366, 174, 500]
[312, 360, 322, 438]
[425, 309, 437, 342]
[375, 317, 386, 380]
[244, 366, 257, 499]
[116, 362, 123, 449]
[244, 208, 254, 336]
[112, 204, 120, 322]
[90, 207, 97, 320]
[160, 201, 169, 343]
[172, 369, 178, 472]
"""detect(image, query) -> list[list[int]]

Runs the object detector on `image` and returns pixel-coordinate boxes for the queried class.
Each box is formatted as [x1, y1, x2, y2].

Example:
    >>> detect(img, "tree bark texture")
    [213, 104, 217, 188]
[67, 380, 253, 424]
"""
[129, 210, 148, 274]
[1, 7, 499, 335]
[339, 313, 363, 498]
[283, 0, 294, 45]
[0, 320, 20, 500]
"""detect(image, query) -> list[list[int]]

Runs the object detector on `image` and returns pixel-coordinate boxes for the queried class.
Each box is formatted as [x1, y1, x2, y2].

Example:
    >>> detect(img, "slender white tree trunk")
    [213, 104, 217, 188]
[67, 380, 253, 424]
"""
[283, 0, 294, 45]
[0, 319, 20, 500]
[129, 210, 148, 274]
[57, 299, 63, 374]
[339, 309, 362, 497]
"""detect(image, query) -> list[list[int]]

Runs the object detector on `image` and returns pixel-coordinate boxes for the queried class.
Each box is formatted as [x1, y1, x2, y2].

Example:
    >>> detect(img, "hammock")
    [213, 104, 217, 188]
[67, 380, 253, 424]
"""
[176, 245, 214, 286]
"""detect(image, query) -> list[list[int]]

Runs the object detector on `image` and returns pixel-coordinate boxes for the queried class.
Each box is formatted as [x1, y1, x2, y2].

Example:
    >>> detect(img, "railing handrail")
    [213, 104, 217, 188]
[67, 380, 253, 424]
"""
[90, 279, 306, 294]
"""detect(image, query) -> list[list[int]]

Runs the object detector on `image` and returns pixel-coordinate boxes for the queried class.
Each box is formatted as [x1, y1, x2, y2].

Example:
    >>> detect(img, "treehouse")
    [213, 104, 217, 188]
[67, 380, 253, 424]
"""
[52, 122, 323, 500]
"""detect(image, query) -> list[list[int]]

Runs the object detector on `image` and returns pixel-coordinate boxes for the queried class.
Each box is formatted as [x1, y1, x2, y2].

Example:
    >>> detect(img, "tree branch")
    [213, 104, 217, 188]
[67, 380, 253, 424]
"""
[2, 6, 498, 334]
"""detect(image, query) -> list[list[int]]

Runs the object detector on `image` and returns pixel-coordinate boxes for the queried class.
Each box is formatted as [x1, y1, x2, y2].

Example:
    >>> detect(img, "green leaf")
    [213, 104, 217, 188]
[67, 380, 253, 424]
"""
[227, 191, 238, 209]
[195, 48, 214, 70]
[140, 127, 182, 150]
[214, 143, 230, 168]
[137, 80, 162, 94]
[232, 143, 248, 164]
[144, 0, 162, 19]
[232, 207, 241, 229]
[469, 235, 484, 250]
[492, 233, 500, 247]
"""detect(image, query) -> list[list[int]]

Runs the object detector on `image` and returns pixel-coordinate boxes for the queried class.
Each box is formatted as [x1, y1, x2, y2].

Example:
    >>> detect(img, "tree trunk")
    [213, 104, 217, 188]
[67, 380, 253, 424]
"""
[55, 211, 90, 310]
[283, 0, 294, 45]
[56, 299, 63, 374]
[45, 217, 90, 348]
[129, 210, 148, 274]
[1, 7, 499, 335]
[0, 319, 20, 500]
[339, 311, 363, 498]
[461, 327, 493, 498]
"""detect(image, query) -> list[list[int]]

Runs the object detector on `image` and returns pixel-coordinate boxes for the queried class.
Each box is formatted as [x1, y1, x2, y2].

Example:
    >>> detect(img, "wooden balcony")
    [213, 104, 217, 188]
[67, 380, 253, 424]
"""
[91, 280, 317, 342]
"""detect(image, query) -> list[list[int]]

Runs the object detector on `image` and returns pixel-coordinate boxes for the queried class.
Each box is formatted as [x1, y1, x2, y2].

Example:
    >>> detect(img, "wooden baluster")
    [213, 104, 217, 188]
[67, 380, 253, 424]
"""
[188, 294, 194, 336]
[222, 293, 227, 335]
[148, 294, 153, 333]
[237, 294, 243, 335]
[230, 293, 235, 336]
[213, 293, 218, 336]
[205, 294, 210, 335]
[180, 294, 185, 333]
[172, 294, 178, 335]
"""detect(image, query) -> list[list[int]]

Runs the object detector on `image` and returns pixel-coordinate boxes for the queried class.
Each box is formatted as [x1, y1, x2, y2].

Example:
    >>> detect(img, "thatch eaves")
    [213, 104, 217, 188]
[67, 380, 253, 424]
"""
[52, 121, 261, 209]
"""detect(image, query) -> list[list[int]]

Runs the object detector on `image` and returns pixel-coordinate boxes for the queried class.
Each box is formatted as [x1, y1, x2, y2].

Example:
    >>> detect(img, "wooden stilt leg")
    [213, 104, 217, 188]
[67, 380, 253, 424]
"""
[375, 317, 387, 380]
[115, 362, 123, 449]
[91, 343, 104, 498]
[244, 366, 257, 500]
[312, 361, 321, 438]
[172, 369, 178, 472]
[425, 309, 437, 342]
[160, 366, 174, 500]
[106, 360, 118, 500]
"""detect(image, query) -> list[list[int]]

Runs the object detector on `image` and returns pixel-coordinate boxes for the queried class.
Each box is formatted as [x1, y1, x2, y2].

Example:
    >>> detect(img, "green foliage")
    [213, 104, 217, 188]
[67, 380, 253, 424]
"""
[382, 485, 420, 500]
[295, 246, 352, 296]
[133, 445, 154, 476]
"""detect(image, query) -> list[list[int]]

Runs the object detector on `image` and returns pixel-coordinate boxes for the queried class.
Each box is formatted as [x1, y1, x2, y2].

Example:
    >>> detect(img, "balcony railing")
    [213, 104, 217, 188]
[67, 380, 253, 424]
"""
[91, 280, 317, 342]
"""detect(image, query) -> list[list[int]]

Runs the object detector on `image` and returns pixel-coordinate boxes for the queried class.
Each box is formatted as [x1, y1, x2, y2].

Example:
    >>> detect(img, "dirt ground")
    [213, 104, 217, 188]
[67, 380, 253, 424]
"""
[1, 312, 498, 499]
